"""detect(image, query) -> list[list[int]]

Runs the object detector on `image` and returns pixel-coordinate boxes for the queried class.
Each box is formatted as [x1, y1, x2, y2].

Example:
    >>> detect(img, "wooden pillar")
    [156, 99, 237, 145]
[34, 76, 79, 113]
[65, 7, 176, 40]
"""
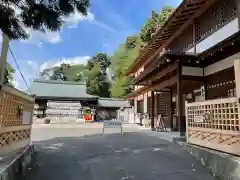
[234, 59, 240, 99]
[192, 90, 195, 102]
[193, 19, 197, 54]
[151, 90, 155, 130]
[176, 61, 185, 136]
[155, 93, 158, 117]
[203, 68, 208, 100]
[0, 34, 9, 88]
[235, 0, 240, 29]
[169, 89, 173, 130]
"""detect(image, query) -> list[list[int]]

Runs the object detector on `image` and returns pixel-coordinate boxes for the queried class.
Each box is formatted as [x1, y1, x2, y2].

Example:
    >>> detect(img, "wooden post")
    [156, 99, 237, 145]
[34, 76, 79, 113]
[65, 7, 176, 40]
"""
[203, 68, 208, 100]
[151, 90, 155, 130]
[0, 34, 9, 88]
[155, 93, 158, 118]
[234, 59, 240, 99]
[176, 61, 185, 136]
[193, 19, 197, 53]
[235, 0, 240, 29]
[169, 89, 173, 130]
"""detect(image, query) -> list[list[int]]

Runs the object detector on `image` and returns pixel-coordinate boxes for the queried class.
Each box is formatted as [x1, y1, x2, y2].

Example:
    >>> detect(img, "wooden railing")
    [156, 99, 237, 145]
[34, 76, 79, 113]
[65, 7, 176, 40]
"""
[186, 97, 240, 156]
[0, 85, 34, 156]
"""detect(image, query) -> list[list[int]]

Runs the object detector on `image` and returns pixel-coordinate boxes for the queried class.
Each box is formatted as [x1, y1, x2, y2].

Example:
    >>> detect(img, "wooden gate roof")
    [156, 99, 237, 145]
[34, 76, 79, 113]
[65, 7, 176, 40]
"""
[125, 0, 216, 75]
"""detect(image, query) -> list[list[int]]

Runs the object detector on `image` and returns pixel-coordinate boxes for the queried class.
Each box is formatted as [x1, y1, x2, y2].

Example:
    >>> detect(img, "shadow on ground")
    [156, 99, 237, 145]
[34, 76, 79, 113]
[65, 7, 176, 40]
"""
[27, 132, 217, 180]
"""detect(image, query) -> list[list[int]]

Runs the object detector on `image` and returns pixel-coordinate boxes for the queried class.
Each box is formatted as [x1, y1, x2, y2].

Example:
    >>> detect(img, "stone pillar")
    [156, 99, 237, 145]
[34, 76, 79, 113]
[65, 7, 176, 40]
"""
[234, 59, 240, 98]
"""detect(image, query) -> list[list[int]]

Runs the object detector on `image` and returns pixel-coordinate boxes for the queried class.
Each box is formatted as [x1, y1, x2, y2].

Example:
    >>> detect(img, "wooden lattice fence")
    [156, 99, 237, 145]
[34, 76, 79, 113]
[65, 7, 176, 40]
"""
[0, 85, 34, 156]
[186, 97, 240, 155]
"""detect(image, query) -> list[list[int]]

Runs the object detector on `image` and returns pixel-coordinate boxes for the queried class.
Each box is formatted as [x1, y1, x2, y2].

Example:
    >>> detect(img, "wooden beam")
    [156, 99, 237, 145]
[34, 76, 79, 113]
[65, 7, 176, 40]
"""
[151, 62, 177, 82]
[137, 76, 177, 97]
[162, 0, 216, 50]
[136, 61, 177, 85]
[138, 0, 216, 71]
[182, 75, 204, 82]
[151, 76, 177, 92]
[0, 34, 9, 88]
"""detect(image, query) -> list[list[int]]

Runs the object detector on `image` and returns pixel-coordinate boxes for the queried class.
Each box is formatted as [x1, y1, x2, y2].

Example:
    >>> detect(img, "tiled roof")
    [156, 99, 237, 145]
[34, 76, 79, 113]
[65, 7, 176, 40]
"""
[98, 98, 130, 108]
[29, 79, 98, 100]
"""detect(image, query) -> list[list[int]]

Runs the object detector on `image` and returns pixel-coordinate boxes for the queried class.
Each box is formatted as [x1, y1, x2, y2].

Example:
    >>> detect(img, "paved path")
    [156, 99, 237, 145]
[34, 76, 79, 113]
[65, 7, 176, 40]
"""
[28, 124, 216, 180]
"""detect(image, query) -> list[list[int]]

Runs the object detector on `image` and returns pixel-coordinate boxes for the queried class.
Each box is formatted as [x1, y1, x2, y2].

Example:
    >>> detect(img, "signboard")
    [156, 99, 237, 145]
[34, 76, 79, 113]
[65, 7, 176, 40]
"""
[103, 119, 123, 135]
[194, 115, 204, 123]
[22, 111, 32, 125]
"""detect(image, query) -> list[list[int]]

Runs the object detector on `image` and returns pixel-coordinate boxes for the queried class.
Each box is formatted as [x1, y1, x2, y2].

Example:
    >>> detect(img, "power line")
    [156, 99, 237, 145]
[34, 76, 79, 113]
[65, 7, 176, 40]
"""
[8, 46, 31, 94]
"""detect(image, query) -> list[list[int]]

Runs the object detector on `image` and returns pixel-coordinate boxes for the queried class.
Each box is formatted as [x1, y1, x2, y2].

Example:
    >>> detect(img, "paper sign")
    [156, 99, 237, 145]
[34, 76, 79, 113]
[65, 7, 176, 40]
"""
[22, 111, 31, 125]
[194, 115, 204, 123]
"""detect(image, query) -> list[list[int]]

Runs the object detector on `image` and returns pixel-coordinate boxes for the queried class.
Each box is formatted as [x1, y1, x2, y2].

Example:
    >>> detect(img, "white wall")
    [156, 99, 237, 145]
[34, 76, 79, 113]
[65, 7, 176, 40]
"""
[196, 18, 239, 53]
[204, 52, 240, 76]
[182, 66, 203, 76]
[182, 52, 240, 77]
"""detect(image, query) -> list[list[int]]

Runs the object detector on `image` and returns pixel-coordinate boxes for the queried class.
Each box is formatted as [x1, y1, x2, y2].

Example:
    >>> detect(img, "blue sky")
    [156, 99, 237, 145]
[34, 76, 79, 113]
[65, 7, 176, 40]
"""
[6, 0, 182, 90]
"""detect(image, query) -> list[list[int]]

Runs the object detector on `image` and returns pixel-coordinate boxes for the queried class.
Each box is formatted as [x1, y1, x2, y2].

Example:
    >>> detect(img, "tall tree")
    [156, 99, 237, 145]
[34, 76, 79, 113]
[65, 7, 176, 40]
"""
[86, 64, 111, 97]
[110, 36, 141, 98]
[91, 52, 111, 74]
[110, 6, 175, 98]
[140, 6, 174, 44]
[0, 0, 89, 40]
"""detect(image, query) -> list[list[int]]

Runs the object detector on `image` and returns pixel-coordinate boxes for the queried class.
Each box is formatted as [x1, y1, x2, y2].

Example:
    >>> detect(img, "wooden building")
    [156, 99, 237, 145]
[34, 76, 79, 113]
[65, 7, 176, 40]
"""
[29, 79, 130, 121]
[126, 0, 240, 155]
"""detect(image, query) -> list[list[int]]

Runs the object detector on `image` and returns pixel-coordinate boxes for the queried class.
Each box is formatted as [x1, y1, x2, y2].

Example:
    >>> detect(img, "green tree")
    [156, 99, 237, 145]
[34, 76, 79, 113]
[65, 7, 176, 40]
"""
[86, 64, 110, 97]
[110, 6, 175, 98]
[4, 63, 15, 85]
[110, 76, 133, 98]
[110, 37, 141, 98]
[73, 72, 83, 81]
[91, 52, 111, 74]
[140, 6, 174, 44]
[50, 64, 68, 81]
[125, 36, 138, 49]
[0, 0, 89, 40]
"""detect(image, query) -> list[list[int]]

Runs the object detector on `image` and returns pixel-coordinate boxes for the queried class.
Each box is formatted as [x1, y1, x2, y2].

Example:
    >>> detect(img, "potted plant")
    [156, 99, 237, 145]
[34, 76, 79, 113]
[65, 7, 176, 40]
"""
[83, 108, 92, 121]
[44, 118, 51, 124]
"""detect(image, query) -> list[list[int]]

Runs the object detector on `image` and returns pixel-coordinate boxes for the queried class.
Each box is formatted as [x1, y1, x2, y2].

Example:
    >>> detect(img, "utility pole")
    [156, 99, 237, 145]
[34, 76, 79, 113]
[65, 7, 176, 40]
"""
[0, 33, 10, 89]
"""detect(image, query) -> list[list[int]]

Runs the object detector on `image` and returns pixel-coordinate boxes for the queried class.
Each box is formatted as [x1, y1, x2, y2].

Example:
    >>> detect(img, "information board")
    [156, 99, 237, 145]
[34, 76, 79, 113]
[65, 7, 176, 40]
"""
[22, 111, 32, 125]
[103, 119, 123, 135]
[194, 115, 204, 123]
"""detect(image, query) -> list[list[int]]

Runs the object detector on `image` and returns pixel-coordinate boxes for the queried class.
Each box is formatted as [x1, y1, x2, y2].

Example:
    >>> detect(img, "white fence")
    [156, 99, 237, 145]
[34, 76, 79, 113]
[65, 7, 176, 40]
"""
[117, 108, 135, 124]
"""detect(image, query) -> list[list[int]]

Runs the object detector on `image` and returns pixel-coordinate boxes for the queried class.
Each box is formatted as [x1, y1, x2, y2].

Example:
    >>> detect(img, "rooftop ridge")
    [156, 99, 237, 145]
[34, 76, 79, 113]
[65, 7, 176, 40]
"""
[98, 97, 127, 101]
[33, 79, 85, 85]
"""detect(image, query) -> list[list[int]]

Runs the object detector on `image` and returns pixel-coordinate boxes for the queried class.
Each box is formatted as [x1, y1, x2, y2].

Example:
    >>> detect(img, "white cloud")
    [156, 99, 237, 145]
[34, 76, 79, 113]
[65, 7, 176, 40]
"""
[23, 28, 62, 44]
[22, 11, 95, 45]
[63, 11, 95, 25]
[11, 60, 40, 91]
[10, 55, 91, 90]
[40, 56, 91, 72]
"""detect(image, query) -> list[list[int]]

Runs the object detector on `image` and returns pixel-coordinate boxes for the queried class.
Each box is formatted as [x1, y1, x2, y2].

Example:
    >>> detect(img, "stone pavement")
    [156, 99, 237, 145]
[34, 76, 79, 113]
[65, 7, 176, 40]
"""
[28, 124, 217, 180]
